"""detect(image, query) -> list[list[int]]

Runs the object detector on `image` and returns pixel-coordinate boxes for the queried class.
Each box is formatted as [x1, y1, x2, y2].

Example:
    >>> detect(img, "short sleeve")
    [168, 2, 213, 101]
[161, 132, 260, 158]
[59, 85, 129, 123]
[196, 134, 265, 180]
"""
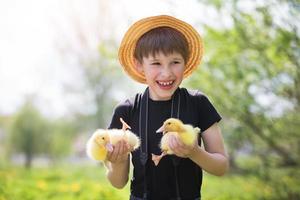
[197, 93, 222, 132]
[107, 99, 132, 129]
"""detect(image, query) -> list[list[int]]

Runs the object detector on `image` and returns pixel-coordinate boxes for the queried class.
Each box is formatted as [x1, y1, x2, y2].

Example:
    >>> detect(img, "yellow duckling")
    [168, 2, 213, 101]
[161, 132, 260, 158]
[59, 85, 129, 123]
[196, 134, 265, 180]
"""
[152, 118, 200, 166]
[86, 118, 140, 164]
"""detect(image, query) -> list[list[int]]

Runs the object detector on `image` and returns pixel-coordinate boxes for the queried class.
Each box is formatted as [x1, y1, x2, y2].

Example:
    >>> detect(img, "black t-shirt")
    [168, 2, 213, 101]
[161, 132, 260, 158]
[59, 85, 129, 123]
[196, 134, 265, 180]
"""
[108, 87, 221, 200]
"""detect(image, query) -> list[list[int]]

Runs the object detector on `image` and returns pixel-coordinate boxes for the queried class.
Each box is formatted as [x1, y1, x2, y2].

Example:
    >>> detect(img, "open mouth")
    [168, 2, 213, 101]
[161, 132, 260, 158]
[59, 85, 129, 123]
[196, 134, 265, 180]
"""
[157, 80, 174, 87]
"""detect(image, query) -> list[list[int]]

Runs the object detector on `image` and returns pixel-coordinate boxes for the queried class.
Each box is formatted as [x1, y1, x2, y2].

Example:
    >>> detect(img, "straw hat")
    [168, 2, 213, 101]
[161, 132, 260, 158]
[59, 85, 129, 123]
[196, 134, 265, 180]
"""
[118, 15, 203, 84]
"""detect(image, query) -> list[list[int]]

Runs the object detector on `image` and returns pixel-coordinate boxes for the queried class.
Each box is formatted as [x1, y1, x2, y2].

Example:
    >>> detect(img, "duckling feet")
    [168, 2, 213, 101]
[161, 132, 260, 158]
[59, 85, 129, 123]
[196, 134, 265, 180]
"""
[151, 152, 167, 166]
[120, 118, 131, 131]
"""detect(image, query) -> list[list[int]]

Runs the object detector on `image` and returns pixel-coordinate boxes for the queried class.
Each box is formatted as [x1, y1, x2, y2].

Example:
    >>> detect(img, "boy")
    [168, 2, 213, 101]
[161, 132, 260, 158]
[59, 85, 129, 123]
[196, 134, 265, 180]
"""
[106, 15, 228, 200]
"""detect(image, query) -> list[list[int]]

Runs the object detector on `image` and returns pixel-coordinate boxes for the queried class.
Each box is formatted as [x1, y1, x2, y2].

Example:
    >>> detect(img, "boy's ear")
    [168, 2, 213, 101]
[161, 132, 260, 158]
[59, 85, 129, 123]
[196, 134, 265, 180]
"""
[134, 59, 144, 74]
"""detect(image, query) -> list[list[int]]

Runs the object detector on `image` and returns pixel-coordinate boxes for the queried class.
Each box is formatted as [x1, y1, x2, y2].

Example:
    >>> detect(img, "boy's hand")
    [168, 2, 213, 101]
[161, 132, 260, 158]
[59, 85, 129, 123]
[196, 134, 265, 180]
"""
[168, 135, 198, 158]
[107, 140, 130, 164]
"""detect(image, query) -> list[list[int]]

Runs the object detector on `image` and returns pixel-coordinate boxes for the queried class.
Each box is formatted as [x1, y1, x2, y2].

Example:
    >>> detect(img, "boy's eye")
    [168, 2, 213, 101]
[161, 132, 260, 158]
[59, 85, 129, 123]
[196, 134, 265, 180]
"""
[173, 61, 181, 64]
[151, 62, 161, 65]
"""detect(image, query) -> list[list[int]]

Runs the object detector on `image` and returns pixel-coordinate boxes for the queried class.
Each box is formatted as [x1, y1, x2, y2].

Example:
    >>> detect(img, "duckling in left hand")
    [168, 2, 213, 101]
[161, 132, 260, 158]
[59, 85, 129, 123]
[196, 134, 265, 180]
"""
[152, 118, 200, 166]
[86, 118, 140, 164]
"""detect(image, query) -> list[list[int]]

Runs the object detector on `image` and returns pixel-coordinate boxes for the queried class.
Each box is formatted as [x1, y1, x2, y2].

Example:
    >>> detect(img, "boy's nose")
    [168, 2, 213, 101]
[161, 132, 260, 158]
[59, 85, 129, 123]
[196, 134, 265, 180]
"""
[160, 66, 172, 77]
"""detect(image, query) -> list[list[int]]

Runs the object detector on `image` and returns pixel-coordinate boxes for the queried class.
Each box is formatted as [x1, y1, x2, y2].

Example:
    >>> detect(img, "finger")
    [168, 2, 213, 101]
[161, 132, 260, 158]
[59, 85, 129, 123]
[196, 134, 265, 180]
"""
[108, 151, 115, 162]
[115, 142, 123, 160]
[172, 137, 188, 157]
[122, 141, 131, 156]
[125, 141, 131, 152]
[118, 141, 129, 162]
[175, 137, 185, 148]
[170, 136, 180, 154]
[172, 136, 182, 148]
[168, 135, 175, 150]
[122, 140, 129, 153]
[107, 148, 117, 162]
[112, 142, 122, 162]
[119, 140, 126, 154]
[128, 146, 134, 152]
[106, 151, 112, 161]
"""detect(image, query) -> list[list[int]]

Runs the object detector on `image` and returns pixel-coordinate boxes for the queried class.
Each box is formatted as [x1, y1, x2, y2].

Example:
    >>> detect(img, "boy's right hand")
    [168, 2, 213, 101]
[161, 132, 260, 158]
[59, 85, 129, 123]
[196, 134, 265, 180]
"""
[107, 140, 130, 164]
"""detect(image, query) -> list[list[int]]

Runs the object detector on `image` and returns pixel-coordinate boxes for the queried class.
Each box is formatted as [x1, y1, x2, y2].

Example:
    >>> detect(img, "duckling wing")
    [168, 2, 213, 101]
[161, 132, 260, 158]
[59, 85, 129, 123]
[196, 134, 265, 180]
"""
[107, 129, 141, 151]
[125, 130, 140, 150]
[109, 129, 125, 145]
[180, 125, 198, 146]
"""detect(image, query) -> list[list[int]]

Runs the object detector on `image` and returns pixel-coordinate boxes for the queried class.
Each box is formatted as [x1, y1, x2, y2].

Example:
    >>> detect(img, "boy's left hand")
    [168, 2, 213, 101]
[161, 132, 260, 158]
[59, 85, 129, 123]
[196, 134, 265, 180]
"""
[107, 140, 130, 164]
[168, 135, 198, 158]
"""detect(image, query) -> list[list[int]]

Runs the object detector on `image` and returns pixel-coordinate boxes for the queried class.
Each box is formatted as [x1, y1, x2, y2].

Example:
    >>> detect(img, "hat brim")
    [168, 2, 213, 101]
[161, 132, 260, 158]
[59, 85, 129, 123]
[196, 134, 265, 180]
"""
[118, 15, 204, 84]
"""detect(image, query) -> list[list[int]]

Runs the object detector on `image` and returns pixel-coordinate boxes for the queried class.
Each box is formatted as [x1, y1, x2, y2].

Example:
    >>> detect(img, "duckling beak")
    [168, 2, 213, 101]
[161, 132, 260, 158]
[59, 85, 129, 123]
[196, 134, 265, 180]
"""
[156, 125, 165, 134]
[105, 143, 114, 152]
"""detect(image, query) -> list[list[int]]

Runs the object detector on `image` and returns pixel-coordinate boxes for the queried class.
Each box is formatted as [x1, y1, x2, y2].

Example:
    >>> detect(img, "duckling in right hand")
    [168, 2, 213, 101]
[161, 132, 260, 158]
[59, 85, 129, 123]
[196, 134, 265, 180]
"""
[152, 118, 200, 166]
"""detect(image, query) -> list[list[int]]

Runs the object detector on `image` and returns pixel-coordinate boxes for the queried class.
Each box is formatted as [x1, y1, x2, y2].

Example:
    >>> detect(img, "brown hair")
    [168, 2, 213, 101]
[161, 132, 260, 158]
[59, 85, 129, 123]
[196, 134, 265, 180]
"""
[134, 27, 189, 63]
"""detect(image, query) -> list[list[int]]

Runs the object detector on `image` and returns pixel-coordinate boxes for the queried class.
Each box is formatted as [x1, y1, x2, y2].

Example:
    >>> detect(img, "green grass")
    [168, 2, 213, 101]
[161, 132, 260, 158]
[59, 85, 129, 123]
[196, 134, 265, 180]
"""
[202, 173, 273, 200]
[0, 165, 129, 200]
[0, 165, 281, 200]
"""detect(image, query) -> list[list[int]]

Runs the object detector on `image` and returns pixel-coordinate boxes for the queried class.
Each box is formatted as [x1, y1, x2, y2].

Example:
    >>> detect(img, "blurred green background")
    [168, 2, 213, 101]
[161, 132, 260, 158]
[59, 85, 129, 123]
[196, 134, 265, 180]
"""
[0, 0, 299, 199]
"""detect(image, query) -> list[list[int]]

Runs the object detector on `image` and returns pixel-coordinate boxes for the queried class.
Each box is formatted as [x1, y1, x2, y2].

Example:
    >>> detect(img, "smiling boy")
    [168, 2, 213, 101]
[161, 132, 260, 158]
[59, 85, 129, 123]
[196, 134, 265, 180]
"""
[106, 15, 229, 200]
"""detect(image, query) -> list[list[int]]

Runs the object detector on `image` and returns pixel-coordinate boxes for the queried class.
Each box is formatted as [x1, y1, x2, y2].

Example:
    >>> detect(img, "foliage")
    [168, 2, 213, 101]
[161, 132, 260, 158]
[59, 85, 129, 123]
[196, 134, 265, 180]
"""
[2, 0, 300, 199]
[0, 165, 128, 200]
[189, 0, 300, 168]
[187, 0, 300, 199]
[2, 165, 297, 200]
[76, 42, 121, 129]
[6, 100, 79, 168]
[46, 120, 77, 163]
[8, 100, 49, 168]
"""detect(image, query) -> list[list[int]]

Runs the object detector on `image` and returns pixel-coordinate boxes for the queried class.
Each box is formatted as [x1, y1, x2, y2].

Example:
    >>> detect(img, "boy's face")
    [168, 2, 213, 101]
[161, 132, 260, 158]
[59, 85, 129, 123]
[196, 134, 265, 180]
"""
[136, 51, 185, 101]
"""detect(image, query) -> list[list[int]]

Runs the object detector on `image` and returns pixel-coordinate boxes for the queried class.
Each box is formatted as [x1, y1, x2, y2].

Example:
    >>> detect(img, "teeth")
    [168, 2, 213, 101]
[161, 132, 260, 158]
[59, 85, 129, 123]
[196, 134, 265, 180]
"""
[158, 81, 173, 86]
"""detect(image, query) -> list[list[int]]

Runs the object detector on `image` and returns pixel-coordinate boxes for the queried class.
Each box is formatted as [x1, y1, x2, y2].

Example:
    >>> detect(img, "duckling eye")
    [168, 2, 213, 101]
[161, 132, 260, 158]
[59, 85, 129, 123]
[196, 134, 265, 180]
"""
[167, 122, 171, 125]
[102, 137, 105, 140]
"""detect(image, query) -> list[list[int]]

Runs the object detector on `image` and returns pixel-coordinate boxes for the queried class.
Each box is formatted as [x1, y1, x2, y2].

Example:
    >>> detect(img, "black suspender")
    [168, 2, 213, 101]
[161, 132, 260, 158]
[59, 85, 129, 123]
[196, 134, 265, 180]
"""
[170, 90, 182, 200]
[137, 87, 182, 200]
[138, 88, 149, 199]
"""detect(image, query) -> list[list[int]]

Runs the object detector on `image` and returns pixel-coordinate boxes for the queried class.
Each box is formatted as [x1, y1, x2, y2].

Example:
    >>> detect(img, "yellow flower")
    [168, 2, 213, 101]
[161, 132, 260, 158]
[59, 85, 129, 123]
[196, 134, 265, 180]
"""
[70, 182, 81, 192]
[36, 180, 48, 190]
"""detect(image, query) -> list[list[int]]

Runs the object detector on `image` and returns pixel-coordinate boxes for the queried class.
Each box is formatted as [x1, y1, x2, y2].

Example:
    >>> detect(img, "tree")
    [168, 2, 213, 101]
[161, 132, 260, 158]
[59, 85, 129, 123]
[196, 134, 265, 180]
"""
[53, 0, 131, 131]
[187, 0, 300, 198]
[46, 119, 77, 165]
[8, 100, 49, 168]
